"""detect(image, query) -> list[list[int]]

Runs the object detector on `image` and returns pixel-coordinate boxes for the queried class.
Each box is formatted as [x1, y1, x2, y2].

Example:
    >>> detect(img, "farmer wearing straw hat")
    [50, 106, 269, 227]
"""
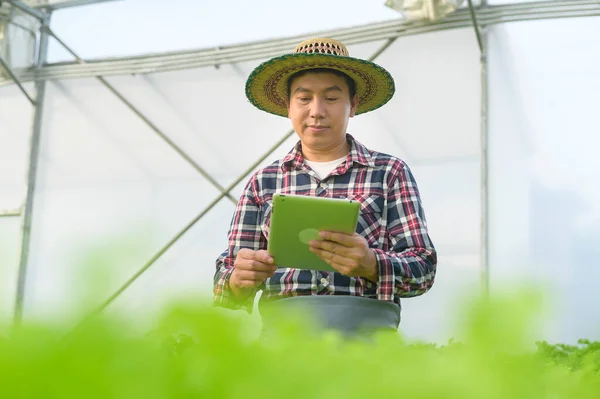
[213, 38, 437, 338]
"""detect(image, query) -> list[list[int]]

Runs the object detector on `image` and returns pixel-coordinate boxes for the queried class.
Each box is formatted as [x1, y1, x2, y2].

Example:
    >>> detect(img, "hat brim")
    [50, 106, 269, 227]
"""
[245, 52, 395, 117]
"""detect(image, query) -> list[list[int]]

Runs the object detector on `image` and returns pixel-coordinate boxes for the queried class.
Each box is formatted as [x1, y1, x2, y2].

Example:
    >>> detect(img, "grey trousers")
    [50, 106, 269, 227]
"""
[258, 295, 401, 341]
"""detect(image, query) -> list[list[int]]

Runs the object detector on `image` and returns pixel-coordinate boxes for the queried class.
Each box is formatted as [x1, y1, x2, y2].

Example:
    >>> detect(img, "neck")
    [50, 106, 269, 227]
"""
[301, 139, 350, 162]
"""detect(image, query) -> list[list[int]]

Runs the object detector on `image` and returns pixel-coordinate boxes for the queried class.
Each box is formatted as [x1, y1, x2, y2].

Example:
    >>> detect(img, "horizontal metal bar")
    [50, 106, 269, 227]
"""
[5, 12, 595, 82]
[0, 0, 598, 86]
[5, 0, 46, 20]
[0, 208, 22, 217]
[30, 0, 121, 10]
[485, 0, 598, 12]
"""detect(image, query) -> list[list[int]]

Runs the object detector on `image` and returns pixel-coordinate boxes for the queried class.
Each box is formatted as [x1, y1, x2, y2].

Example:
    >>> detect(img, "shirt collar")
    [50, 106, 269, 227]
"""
[281, 133, 375, 172]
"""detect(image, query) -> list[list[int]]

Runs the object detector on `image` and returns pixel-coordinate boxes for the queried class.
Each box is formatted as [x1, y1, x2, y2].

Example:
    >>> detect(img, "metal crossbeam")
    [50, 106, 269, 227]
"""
[1, 0, 597, 86]
[32, 0, 120, 10]
[45, 26, 238, 206]
[0, 56, 36, 105]
[0, 208, 22, 217]
[67, 38, 398, 333]
[4, 0, 46, 19]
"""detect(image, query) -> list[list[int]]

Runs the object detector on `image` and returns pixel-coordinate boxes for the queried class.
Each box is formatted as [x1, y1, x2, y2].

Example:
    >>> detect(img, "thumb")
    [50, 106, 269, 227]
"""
[255, 249, 274, 264]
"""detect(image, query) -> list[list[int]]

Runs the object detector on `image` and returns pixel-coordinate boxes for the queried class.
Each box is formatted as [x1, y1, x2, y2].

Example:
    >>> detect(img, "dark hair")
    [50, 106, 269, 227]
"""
[286, 68, 356, 100]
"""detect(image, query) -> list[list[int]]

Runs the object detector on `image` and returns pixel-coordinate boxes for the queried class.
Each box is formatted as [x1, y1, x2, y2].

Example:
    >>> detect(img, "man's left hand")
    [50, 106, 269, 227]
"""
[309, 231, 378, 282]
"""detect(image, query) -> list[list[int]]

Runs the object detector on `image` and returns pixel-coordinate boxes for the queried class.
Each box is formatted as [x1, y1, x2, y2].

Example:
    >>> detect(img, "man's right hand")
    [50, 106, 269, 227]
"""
[229, 249, 277, 299]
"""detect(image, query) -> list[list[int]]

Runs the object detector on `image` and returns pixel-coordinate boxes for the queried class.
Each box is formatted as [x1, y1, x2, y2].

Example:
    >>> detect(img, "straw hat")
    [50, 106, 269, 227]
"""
[245, 37, 395, 117]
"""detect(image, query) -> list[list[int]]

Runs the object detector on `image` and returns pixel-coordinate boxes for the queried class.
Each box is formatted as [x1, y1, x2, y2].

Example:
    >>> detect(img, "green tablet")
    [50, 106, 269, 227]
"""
[267, 193, 361, 272]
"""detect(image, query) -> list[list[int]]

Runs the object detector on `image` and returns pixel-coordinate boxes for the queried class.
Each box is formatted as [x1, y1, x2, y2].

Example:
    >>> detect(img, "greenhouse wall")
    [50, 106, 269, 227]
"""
[0, 1, 598, 344]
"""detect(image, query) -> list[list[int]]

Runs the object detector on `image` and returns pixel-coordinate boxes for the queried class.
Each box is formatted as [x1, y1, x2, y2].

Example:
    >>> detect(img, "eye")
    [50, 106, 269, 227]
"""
[326, 97, 338, 101]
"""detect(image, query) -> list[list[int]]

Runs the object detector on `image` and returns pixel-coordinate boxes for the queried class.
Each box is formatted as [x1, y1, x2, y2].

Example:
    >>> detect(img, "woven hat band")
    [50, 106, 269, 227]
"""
[293, 38, 349, 57]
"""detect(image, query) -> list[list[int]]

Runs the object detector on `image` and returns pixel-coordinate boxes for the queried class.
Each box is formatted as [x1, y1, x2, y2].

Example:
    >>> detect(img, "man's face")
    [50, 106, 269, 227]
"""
[286, 71, 358, 158]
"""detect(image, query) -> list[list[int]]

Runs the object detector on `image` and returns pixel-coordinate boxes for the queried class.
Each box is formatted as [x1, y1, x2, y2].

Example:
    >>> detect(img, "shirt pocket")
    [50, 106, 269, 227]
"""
[350, 194, 385, 247]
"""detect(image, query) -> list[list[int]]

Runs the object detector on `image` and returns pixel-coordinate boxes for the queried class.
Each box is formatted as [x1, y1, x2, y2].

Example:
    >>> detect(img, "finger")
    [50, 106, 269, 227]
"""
[254, 249, 275, 264]
[236, 248, 274, 264]
[249, 260, 278, 272]
[231, 269, 265, 291]
[309, 239, 346, 256]
[318, 231, 357, 247]
[311, 252, 357, 277]
[236, 260, 277, 273]
[309, 247, 356, 268]
[237, 248, 254, 259]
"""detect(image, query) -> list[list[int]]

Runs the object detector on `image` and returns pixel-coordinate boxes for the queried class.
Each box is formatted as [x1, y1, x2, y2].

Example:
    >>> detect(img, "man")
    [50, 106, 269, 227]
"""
[213, 37, 437, 338]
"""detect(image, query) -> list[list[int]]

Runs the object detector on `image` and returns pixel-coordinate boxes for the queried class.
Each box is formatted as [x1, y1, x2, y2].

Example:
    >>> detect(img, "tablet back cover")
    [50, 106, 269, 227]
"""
[268, 193, 360, 272]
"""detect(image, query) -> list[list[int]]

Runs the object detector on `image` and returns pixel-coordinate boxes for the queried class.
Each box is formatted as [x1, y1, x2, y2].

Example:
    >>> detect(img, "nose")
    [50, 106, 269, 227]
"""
[309, 97, 326, 119]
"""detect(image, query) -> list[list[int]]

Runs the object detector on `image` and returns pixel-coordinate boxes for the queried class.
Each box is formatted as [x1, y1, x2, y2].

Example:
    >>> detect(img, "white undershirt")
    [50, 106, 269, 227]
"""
[304, 156, 347, 180]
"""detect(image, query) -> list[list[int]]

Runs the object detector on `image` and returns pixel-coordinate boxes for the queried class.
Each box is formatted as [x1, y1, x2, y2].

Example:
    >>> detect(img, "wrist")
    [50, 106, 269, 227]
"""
[363, 249, 379, 282]
[228, 270, 251, 300]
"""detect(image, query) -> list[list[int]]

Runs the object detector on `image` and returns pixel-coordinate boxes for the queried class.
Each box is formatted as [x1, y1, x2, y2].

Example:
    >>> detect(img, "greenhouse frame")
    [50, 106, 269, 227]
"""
[0, 0, 599, 344]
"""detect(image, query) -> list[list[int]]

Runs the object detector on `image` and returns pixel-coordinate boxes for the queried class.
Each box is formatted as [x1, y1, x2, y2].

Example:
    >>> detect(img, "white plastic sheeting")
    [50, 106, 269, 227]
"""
[1, 12, 599, 344]
[488, 16, 600, 343]
[46, 0, 402, 63]
[0, 83, 33, 210]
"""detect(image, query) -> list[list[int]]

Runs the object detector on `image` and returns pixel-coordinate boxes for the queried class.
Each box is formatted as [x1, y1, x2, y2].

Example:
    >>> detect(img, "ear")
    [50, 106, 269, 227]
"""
[349, 94, 359, 117]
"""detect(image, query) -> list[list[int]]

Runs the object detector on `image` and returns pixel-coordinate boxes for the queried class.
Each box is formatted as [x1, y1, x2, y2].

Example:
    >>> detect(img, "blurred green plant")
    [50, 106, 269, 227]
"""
[536, 339, 600, 374]
[0, 232, 597, 398]
[0, 288, 597, 398]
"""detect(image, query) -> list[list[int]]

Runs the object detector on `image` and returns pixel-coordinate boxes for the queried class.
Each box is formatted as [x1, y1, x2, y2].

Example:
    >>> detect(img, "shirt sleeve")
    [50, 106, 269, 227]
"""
[213, 173, 267, 313]
[370, 162, 438, 301]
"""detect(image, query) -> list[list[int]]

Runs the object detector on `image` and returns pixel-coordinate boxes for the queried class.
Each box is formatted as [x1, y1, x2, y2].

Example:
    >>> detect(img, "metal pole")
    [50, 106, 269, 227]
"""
[13, 11, 51, 326]
[43, 26, 238, 205]
[467, 0, 484, 53]
[479, 0, 490, 296]
[467, 0, 491, 296]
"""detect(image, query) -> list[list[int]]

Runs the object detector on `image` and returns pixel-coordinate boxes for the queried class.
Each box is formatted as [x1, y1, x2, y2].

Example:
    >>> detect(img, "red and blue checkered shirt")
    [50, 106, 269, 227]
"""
[213, 134, 437, 313]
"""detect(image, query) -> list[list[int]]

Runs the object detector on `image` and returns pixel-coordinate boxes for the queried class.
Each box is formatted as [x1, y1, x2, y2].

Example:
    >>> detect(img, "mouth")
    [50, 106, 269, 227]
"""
[307, 125, 329, 132]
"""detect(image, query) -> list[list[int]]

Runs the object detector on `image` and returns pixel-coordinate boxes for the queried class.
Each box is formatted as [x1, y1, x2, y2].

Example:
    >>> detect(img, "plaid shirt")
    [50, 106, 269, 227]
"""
[213, 134, 437, 313]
